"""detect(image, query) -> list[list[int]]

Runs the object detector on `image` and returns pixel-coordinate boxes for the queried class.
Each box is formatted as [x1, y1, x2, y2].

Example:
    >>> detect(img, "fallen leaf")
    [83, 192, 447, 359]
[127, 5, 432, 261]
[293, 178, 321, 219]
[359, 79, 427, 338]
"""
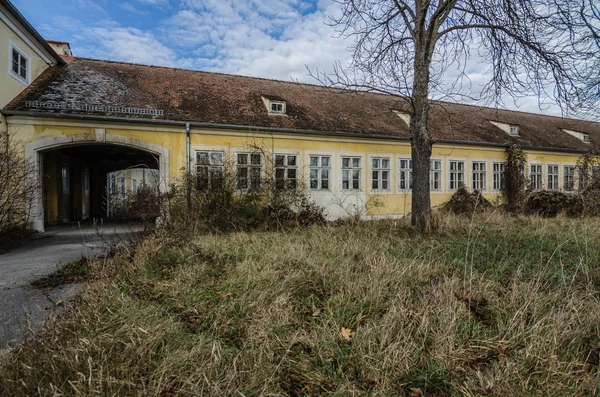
[341, 327, 356, 341]
[409, 387, 422, 396]
[312, 308, 322, 317]
[55, 299, 64, 306]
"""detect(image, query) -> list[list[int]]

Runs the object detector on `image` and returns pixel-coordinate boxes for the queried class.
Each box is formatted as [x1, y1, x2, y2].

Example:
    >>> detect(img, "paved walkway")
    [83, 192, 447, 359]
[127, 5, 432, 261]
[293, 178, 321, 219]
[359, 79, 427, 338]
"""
[0, 221, 141, 353]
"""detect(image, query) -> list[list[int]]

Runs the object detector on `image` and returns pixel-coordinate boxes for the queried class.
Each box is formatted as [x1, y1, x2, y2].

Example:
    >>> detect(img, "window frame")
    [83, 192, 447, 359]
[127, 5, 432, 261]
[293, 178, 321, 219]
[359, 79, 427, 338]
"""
[547, 164, 559, 190]
[308, 154, 332, 191]
[235, 151, 264, 191]
[273, 152, 299, 190]
[430, 159, 443, 192]
[509, 125, 519, 136]
[471, 160, 487, 191]
[370, 156, 392, 192]
[492, 162, 506, 191]
[563, 165, 575, 191]
[398, 157, 413, 191]
[268, 100, 286, 115]
[448, 159, 466, 191]
[341, 155, 362, 191]
[530, 163, 544, 190]
[195, 149, 226, 191]
[8, 40, 31, 85]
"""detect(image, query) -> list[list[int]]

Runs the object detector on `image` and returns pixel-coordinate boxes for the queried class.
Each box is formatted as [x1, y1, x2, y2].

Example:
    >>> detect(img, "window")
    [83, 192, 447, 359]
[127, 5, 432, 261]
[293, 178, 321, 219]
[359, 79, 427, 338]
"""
[133, 179, 138, 195]
[309, 155, 330, 190]
[530, 164, 543, 190]
[564, 165, 575, 191]
[547, 165, 559, 190]
[583, 134, 590, 142]
[430, 160, 442, 191]
[196, 150, 225, 191]
[269, 100, 286, 114]
[371, 157, 390, 190]
[61, 167, 70, 194]
[399, 159, 412, 190]
[274, 154, 298, 189]
[342, 156, 361, 190]
[492, 162, 506, 191]
[509, 125, 519, 136]
[472, 161, 487, 191]
[9, 42, 29, 84]
[237, 153, 262, 190]
[120, 176, 126, 196]
[449, 160, 465, 190]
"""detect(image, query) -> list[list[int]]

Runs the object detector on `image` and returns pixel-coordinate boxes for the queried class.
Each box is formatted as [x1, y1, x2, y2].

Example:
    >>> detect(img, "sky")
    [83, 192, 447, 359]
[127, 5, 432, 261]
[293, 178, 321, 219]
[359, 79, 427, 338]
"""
[13, 0, 566, 117]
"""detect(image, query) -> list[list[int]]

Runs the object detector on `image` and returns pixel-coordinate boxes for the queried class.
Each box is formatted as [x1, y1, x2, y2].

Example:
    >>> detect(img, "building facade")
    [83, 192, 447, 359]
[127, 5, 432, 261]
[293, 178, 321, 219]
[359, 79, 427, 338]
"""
[1, 2, 598, 232]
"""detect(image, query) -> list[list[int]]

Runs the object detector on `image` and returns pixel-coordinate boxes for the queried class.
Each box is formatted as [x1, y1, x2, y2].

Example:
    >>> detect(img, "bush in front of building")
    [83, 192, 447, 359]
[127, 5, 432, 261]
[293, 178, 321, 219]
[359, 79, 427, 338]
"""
[524, 190, 580, 217]
[443, 186, 491, 215]
[166, 172, 325, 235]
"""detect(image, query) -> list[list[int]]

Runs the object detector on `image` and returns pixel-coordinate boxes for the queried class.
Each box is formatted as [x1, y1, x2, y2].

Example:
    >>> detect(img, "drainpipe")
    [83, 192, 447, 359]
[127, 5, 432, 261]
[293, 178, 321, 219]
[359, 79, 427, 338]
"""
[185, 122, 191, 175]
[185, 123, 191, 216]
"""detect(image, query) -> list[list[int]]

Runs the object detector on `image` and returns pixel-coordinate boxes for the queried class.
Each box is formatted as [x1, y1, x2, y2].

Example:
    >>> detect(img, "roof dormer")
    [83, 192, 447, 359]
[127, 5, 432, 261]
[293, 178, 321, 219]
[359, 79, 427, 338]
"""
[393, 110, 411, 126]
[489, 121, 520, 137]
[261, 96, 286, 116]
[563, 129, 590, 143]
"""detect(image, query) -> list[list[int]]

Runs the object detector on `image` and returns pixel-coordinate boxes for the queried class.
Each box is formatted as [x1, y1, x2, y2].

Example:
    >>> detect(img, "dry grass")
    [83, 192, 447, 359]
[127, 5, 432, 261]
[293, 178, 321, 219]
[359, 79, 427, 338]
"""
[2, 213, 600, 396]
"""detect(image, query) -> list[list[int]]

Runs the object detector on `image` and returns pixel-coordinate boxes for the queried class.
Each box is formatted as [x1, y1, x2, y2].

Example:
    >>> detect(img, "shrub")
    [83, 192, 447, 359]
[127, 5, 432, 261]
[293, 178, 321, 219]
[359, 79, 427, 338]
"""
[443, 186, 491, 215]
[524, 190, 580, 217]
[503, 145, 527, 211]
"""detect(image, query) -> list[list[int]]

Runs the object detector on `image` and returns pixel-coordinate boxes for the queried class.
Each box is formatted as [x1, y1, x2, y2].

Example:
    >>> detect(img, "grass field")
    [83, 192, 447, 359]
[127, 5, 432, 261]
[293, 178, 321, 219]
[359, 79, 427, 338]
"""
[2, 213, 600, 396]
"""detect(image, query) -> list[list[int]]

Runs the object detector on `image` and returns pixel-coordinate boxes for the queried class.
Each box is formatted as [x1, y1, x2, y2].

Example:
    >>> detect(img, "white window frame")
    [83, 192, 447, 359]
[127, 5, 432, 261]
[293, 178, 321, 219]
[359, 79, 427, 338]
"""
[268, 100, 286, 115]
[341, 155, 362, 191]
[236, 152, 264, 191]
[430, 159, 443, 192]
[370, 156, 392, 192]
[398, 158, 412, 191]
[196, 150, 226, 191]
[448, 160, 465, 191]
[274, 153, 299, 190]
[509, 125, 519, 136]
[492, 162, 506, 191]
[471, 161, 487, 191]
[564, 165, 575, 191]
[530, 164, 544, 190]
[8, 40, 31, 85]
[308, 154, 331, 191]
[547, 164, 559, 190]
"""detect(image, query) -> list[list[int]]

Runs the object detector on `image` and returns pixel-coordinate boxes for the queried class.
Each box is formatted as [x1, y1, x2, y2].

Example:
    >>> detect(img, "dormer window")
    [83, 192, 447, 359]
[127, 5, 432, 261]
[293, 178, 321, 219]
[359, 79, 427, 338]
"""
[563, 129, 591, 143]
[489, 121, 520, 137]
[509, 125, 519, 136]
[270, 101, 284, 113]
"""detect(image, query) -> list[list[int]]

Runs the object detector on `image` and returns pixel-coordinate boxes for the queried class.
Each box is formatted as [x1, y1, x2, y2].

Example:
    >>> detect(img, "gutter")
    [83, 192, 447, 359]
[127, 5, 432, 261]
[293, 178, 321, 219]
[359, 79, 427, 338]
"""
[0, 109, 591, 155]
[185, 122, 191, 175]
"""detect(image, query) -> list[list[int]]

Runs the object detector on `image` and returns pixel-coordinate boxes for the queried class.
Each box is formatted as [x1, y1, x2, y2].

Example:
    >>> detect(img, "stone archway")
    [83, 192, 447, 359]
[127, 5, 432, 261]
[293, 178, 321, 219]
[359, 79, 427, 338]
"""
[25, 130, 170, 232]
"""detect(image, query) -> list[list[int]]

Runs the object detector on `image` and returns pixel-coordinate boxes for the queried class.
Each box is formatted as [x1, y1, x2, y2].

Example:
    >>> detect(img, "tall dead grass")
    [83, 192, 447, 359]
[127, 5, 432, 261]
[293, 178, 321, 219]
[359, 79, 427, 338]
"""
[2, 213, 600, 396]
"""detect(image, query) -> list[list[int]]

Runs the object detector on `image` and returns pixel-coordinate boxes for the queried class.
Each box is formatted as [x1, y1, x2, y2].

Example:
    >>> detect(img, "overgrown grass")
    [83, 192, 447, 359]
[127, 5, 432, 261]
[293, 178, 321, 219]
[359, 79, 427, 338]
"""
[2, 213, 600, 396]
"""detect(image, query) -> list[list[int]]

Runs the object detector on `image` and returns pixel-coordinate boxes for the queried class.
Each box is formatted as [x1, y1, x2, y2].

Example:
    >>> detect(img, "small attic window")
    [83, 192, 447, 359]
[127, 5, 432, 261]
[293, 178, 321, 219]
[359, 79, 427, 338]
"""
[583, 134, 590, 142]
[268, 100, 286, 115]
[509, 125, 519, 136]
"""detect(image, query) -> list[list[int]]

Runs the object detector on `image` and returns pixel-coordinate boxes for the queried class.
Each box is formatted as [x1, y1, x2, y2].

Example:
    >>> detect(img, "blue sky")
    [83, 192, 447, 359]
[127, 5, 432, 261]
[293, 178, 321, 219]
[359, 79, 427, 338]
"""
[13, 0, 564, 116]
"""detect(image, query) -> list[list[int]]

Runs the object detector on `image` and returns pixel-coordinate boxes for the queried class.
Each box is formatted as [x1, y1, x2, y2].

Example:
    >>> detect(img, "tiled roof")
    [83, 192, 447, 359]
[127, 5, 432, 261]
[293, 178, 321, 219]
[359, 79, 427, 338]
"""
[5, 57, 600, 151]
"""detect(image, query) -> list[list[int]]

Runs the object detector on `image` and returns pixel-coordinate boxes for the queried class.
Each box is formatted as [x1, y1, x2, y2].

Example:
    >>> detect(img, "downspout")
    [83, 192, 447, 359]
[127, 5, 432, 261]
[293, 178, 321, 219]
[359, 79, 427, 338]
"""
[185, 123, 191, 217]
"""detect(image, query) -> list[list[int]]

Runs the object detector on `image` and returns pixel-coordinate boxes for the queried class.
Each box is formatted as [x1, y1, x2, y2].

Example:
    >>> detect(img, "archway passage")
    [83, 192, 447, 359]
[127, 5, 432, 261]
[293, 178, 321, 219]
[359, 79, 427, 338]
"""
[41, 144, 159, 225]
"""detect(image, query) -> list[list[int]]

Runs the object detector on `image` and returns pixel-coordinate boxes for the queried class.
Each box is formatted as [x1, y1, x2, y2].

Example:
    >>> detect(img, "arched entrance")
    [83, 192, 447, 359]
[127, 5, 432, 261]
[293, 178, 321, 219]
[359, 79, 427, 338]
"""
[25, 132, 170, 232]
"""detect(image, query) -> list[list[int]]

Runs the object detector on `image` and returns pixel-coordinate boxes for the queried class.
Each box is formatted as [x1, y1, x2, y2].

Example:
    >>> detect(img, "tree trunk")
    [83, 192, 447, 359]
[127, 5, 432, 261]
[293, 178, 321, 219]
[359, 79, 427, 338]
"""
[410, 44, 433, 230]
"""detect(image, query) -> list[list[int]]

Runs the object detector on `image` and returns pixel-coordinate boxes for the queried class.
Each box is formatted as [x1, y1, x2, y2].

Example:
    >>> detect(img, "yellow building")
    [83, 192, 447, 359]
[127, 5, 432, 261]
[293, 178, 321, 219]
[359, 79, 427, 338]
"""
[1, 2, 598, 232]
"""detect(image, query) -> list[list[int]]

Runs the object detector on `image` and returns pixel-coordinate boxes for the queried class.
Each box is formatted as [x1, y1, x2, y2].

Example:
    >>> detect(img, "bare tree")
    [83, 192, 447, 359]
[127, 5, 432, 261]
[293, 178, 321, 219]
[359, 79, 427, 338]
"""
[314, 0, 600, 229]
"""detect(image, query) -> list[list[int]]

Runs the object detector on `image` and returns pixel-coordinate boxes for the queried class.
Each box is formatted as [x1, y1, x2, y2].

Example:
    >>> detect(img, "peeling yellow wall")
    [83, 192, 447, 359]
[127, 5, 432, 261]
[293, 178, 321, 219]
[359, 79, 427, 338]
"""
[8, 117, 584, 220]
